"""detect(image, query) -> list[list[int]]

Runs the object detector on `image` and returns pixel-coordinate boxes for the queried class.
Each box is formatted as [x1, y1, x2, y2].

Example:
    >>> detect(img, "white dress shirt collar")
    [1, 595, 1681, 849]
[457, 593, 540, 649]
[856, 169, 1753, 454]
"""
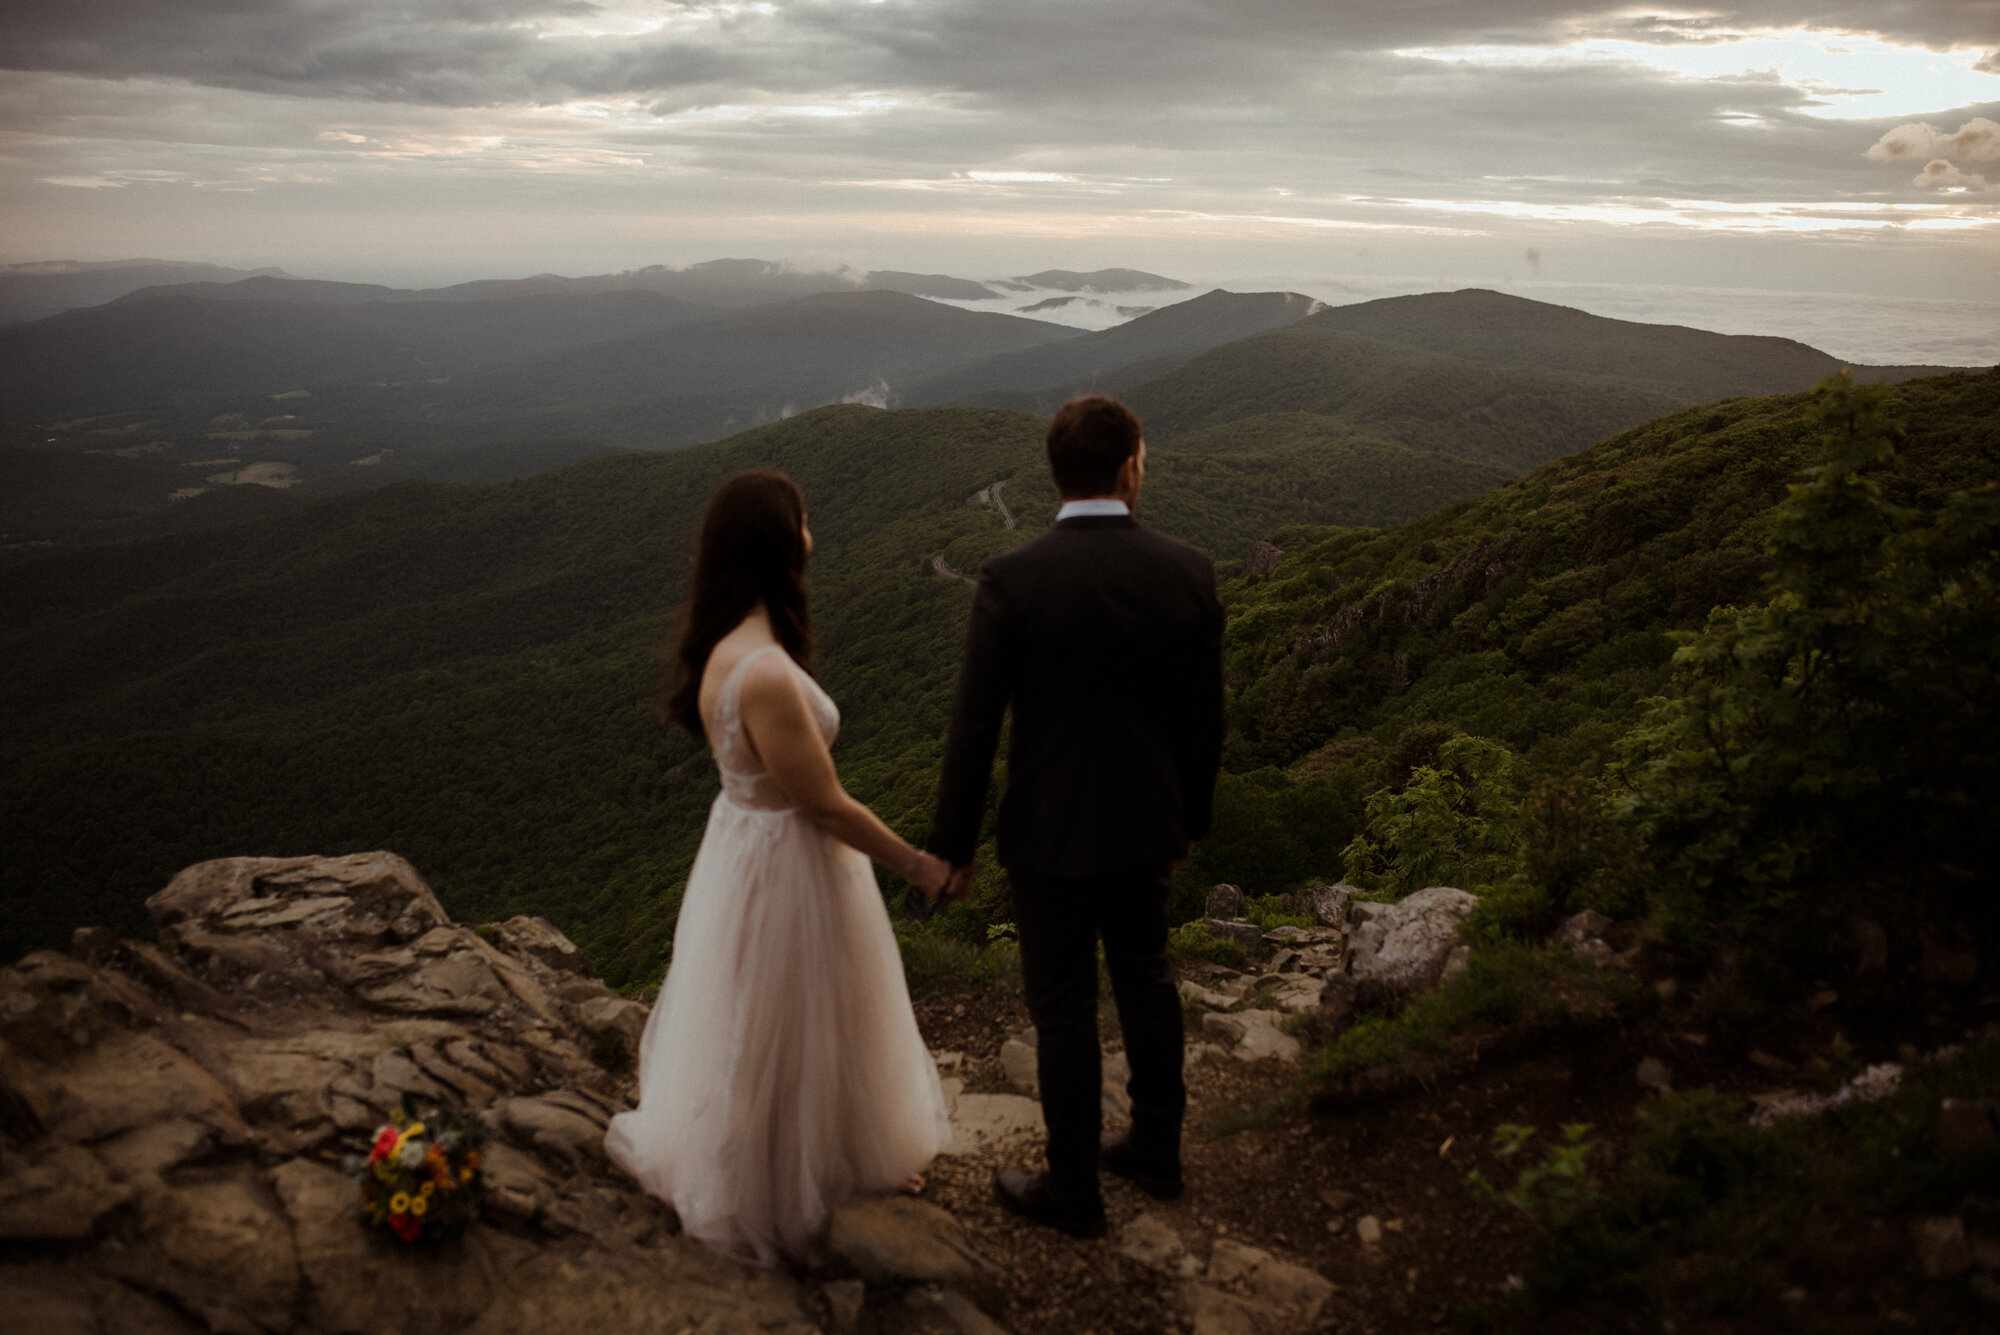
[1055, 498, 1131, 521]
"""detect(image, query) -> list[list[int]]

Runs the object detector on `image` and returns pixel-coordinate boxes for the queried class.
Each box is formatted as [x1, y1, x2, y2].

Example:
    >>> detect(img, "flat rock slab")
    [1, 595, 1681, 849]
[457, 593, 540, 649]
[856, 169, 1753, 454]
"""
[273, 1158, 521, 1335]
[464, 1236, 814, 1335]
[0, 1143, 132, 1241]
[25, 1028, 246, 1145]
[940, 1078, 1043, 1153]
[0, 1261, 201, 1335]
[1254, 973, 1325, 1014]
[1199, 1010, 1301, 1065]
[1117, 1211, 1197, 1276]
[1178, 980, 1237, 1010]
[998, 1037, 1038, 1093]
[1184, 1281, 1275, 1335]
[1208, 1237, 1335, 1321]
[134, 1164, 301, 1330]
[822, 1195, 1005, 1306]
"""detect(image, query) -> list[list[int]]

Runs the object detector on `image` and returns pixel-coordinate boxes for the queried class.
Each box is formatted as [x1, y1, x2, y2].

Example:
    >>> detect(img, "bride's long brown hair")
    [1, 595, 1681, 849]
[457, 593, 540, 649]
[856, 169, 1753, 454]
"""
[662, 470, 815, 738]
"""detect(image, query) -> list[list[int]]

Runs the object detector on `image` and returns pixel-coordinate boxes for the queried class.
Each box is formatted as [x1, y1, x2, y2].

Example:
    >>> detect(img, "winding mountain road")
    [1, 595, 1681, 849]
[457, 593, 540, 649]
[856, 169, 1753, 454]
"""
[931, 478, 1017, 585]
[931, 554, 976, 586]
[989, 478, 1016, 530]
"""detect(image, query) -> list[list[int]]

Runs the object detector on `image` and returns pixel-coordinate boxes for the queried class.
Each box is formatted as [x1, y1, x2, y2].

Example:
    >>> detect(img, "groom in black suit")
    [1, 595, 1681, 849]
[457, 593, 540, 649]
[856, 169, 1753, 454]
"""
[927, 395, 1225, 1236]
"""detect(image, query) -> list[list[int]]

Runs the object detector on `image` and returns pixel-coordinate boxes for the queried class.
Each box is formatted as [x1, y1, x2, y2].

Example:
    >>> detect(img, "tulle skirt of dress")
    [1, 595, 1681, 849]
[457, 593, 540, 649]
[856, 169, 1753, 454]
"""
[605, 794, 951, 1266]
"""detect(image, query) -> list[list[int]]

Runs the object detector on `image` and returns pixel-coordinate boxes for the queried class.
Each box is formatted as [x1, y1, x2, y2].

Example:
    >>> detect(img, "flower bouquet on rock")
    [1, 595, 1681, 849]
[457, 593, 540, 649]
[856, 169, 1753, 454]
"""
[353, 1100, 488, 1246]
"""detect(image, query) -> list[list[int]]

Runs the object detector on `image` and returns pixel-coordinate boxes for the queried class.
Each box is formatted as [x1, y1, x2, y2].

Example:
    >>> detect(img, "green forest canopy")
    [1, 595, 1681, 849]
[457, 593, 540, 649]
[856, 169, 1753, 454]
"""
[5, 369, 1995, 986]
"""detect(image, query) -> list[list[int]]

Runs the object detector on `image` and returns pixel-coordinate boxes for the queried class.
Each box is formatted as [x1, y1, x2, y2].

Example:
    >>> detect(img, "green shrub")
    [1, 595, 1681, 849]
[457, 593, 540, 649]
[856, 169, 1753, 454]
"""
[896, 930, 980, 981]
[1243, 893, 1313, 930]
[1166, 921, 1248, 969]
[1340, 735, 1527, 898]
[1306, 941, 1625, 1091]
[1611, 372, 2000, 940]
[1467, 1122, 1601, 1233]
[895, 928, 1020, 988]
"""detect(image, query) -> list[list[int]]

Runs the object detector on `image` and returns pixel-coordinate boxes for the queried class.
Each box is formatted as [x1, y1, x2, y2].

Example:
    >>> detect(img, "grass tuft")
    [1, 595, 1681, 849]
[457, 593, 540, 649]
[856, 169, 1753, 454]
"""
[1167, 921, 1249, 969]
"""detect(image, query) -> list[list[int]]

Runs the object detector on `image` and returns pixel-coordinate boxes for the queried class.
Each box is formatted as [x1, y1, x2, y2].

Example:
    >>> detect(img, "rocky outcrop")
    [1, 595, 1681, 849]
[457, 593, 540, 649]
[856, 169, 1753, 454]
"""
[1344, 886, 1479, 1007]
[0, 853, 1003, 1335]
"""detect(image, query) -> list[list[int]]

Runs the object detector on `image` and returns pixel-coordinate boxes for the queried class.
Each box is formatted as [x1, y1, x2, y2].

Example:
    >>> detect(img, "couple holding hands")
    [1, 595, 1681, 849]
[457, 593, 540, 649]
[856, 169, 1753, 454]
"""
[605, 395, 1225, 1266]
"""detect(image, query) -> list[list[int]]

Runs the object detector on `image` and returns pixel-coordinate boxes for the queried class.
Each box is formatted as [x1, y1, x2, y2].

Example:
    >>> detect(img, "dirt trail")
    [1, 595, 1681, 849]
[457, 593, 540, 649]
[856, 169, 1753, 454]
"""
[908, 970, 1571, 1335]
[932, 554, 976, 586]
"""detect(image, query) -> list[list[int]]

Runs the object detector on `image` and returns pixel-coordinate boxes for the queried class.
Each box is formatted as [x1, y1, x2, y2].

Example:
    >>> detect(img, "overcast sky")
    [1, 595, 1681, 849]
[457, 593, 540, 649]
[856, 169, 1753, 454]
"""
[2, 1, 1997, 301]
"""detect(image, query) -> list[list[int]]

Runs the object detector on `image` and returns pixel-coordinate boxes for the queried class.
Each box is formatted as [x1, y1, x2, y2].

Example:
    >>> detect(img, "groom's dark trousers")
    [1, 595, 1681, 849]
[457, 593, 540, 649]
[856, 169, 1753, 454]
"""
[927, 513, 1224, 1199]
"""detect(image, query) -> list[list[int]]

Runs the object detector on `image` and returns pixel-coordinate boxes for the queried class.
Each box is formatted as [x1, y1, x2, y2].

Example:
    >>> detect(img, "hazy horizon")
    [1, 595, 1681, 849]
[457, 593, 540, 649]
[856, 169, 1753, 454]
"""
[6, 249, 1993, 369]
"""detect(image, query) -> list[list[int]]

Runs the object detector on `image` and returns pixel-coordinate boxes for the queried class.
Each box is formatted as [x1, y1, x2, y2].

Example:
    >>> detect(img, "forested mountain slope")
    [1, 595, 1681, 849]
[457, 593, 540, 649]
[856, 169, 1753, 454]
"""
[1124, 325, 1689, 471]
[0, 260, 287, 326]
[1173, 367, 2000, 897]
[0, 290, 725, 420]
[1299, 288, 1956, 396]
[0, 384, 1556, 977]
[431, 291, 1069, 416]
[906, 289, 1322, 406]
[1113, 290, 1974, 477]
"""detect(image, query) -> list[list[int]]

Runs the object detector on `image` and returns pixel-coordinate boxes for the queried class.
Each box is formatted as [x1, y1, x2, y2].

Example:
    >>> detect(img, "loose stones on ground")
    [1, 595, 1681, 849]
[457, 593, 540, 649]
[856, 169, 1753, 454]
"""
[1115, 1214, 1335, 1334]
[1199, 1010, 1301, 1065]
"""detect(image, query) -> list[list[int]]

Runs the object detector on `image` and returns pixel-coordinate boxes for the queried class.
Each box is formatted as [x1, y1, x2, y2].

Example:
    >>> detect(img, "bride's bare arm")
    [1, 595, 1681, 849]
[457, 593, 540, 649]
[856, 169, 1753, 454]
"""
[739, 657, 950, 894]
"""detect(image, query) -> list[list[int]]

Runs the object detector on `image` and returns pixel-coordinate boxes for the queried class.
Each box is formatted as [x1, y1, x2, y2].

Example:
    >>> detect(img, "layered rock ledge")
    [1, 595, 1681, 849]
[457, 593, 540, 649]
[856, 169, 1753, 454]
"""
[0, 853, 993, 1335]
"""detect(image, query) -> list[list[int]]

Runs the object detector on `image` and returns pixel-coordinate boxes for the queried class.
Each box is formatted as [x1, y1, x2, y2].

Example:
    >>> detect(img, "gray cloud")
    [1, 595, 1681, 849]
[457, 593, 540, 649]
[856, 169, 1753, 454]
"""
[1868, 116, 2000, 162]
[5, 1, 1998, 110]
[1911, 158, 1988, 189]
[3, 1, 1996, 304]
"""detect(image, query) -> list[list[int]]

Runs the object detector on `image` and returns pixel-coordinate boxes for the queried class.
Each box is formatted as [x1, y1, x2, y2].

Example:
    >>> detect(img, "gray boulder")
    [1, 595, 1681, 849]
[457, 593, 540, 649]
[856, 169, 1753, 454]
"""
[1305, 884, 1359, 927]
[1554, 910, 1616, 965]
[1205, 884, 1246, 920]
[493, 916, 595, 977]
[1200, 1009, 1301, 1064]
[1204, 919, 1264, 949]
[1346, 886, 1479, 1004]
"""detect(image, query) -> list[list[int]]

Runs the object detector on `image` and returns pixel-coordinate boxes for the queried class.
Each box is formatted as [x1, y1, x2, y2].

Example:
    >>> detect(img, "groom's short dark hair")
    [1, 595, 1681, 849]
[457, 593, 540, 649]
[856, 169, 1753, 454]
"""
[1047, 396, 1142, 498]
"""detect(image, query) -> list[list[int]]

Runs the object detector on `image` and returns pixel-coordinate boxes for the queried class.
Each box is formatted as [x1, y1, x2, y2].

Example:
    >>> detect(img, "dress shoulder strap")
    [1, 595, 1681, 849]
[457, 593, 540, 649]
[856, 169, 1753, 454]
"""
[708, 643, 786, 740]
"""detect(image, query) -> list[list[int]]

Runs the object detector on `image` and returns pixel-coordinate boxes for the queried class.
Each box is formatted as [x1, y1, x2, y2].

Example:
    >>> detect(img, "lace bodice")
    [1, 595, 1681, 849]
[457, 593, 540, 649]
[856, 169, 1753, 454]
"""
[706, 644, 838, 811]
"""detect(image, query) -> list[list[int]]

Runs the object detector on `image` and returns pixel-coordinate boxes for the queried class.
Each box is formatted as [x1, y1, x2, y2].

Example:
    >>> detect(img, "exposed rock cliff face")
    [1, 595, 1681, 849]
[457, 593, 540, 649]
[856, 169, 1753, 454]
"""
[0, 853, 916, 1334]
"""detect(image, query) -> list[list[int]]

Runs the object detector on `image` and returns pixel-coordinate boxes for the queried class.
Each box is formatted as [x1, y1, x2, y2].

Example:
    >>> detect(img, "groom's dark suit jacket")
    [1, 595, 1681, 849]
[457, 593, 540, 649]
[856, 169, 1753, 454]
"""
[927, 513, 1225, 876]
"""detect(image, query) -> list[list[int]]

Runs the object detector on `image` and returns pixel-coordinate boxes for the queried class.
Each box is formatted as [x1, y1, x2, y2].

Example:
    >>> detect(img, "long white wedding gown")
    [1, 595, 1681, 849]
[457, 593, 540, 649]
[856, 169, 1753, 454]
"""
[605, 644, 951, 1265]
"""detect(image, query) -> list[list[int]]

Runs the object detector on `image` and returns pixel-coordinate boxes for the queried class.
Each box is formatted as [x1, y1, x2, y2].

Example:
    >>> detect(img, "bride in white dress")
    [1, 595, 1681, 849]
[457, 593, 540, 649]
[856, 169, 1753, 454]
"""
[605, 470, 953, 1266]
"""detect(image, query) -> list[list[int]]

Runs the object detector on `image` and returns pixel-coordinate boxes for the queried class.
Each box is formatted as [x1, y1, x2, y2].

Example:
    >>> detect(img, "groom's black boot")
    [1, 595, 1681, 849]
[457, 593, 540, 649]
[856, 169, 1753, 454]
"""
[1100, 1129, 1183, 1200]
[994, 1169, 1107, 1239]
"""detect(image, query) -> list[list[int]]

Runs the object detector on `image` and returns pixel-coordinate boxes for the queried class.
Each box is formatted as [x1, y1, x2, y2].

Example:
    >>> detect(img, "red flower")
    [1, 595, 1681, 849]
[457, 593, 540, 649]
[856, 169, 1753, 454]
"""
[390, 1213, 422, 1242]
[368, 1127, 400, 1163]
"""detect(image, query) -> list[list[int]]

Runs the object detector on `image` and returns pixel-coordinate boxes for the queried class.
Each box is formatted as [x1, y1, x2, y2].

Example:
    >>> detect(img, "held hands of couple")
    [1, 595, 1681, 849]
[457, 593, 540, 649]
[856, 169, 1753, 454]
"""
[902, 851, 975, 905]
[905, 849, 952, 898]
